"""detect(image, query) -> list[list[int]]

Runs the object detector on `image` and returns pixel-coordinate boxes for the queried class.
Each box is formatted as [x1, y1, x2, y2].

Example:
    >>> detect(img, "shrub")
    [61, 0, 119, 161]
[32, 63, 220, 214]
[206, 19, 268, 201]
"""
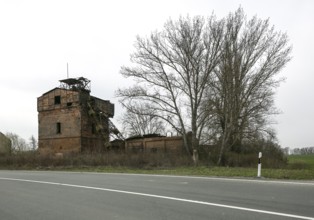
[200, 139, 287, 168]
[0, 151, 193, 169]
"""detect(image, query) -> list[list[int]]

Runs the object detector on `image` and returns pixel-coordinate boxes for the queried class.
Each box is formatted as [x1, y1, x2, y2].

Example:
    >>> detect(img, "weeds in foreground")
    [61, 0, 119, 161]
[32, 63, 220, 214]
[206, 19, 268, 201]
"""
[0, 151, 193, 169]
[1, 152, 313, 180]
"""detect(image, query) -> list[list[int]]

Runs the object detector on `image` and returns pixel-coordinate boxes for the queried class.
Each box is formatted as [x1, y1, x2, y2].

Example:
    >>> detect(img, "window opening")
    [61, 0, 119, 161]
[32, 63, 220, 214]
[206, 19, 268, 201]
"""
[56, 122, 61, 134]
[92, 123, 96, 134]
[55, 96, 61, 105]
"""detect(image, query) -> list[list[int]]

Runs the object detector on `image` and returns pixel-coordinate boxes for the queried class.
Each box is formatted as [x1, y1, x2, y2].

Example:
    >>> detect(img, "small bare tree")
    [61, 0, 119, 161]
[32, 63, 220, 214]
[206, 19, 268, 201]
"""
[120, 103, 166, 137]
[117, 15, 224, 154]
[29, 135, 38, 151]
[6, 132, 28, 152]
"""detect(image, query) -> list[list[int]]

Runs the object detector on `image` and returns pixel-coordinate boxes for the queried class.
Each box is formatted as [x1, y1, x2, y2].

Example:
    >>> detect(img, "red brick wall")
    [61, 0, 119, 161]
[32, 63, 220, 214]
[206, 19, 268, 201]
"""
[125, 136, 183, 153]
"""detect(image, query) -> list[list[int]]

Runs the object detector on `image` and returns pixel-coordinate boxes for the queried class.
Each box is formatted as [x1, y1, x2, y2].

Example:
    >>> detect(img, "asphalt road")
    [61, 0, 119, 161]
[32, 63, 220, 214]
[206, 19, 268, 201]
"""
[0, 171, 314, 220]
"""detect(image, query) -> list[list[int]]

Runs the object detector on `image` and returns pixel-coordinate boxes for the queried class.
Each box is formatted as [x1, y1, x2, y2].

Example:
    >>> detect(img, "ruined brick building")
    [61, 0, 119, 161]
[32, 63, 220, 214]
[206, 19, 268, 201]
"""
[37, 77, 118, 155]
[125, 135, 184, 153]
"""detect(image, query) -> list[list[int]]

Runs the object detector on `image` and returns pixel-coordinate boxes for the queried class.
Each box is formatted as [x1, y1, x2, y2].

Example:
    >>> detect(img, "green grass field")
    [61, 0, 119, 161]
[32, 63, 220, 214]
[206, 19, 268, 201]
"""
[287, 154, 314, 170]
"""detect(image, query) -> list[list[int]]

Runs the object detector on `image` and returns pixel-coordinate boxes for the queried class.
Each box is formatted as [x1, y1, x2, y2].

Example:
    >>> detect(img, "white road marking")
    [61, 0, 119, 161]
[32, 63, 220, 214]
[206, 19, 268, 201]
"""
[1, 177, 314, 220]
[180, 181, 188, 184]
[98, 173, 314, 186]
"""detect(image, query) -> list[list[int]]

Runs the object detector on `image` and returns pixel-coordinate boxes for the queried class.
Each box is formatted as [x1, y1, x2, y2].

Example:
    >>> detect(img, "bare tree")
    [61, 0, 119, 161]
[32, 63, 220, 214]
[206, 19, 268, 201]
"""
[0, 132, 11, 155]
[299, 147, 314, 155]
[119, 103, 166, 137]
[117, 8, 291, 163]
[282, 147, 290, 155]
[207, 8, 292, 164]
[6, 132, 29, 152]
[29, 135, 38, 151]
[117, 15, 223, 154]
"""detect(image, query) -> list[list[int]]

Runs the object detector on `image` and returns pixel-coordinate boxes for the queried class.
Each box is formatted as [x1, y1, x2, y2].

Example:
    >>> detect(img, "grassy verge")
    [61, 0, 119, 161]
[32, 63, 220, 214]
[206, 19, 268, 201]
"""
[1, 153, 314, 180]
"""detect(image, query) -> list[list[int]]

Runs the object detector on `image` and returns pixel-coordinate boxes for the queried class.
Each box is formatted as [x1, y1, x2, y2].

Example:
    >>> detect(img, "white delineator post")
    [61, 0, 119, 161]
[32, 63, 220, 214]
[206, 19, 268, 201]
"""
[257, 152, 262, 178]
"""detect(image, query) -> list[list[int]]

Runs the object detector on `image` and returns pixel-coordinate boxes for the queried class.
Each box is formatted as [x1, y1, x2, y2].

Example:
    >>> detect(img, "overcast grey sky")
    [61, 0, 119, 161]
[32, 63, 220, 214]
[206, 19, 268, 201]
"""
[0, 0, 313, 148]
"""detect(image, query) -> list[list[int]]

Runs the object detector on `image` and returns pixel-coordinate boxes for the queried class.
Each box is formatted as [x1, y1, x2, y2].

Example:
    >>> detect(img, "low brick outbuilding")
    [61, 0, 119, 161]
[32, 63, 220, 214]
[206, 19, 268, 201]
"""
[125, 135, 184, 153]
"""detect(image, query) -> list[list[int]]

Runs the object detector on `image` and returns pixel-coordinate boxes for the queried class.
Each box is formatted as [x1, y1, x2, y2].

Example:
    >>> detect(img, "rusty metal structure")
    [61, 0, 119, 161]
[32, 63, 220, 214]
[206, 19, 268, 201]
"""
[37, 77, 122, 155]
